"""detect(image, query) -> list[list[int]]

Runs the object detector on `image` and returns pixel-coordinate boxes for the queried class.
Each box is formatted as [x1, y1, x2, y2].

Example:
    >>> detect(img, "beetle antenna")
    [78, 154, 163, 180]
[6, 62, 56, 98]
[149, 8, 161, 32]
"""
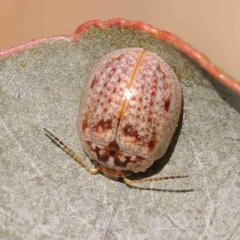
[123, 175, 189, 185]
[43, 128, 99, 174]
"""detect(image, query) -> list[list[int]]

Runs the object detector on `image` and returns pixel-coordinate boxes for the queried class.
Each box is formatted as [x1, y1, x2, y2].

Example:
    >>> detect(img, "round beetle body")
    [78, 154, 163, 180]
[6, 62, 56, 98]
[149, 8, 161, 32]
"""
[78, 48, 182, 179]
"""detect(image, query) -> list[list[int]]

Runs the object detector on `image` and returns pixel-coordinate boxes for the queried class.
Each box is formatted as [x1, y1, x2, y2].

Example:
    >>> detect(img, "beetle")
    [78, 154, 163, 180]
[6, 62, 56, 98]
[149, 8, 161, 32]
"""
[44, 48, 188, 185]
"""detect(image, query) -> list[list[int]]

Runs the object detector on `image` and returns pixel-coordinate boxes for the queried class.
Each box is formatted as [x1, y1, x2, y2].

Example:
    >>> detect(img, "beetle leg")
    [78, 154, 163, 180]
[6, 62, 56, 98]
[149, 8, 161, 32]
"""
[43, 128, 99, 175]
[123, 175, 189, 185]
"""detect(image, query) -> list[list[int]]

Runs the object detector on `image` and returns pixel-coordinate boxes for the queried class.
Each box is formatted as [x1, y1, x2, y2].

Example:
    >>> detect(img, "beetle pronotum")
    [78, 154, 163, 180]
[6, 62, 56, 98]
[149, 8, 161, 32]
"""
[44, 48, 188, 185]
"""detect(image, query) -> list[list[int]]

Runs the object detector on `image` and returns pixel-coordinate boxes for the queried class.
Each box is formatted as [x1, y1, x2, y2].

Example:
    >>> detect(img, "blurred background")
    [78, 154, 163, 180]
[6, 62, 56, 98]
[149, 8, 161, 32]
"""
[0, 0, 239, 79]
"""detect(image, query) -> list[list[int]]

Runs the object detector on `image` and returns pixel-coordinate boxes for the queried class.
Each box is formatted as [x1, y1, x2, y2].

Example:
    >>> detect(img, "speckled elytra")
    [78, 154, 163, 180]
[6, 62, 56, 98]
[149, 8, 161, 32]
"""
[44, 48, 188, 185]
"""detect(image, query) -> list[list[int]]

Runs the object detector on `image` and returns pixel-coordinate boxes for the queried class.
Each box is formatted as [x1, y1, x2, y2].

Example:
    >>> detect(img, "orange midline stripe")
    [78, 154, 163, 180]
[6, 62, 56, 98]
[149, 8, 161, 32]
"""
[112, 49, 146, 142]
[118, 49, 146, 117]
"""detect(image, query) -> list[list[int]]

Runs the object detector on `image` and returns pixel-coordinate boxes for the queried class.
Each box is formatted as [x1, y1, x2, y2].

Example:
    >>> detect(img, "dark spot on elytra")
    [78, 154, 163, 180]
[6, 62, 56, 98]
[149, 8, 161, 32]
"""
[107, 68, 116, 78]
[147, 117, 152, 123]
[147, 139, 156, 151]
[122, 124, 139, 140]
[108, 141, 117, 156]
[89, 144, 109, 163]
[164, 98, 171, 111]
[108, 140, 119, 149]
[82, 119, 88, 132]
[109, 150, 116, 156]
[131, 96, 136, 101]
[96, 119, 113, 131]
[114, 156, 131, 167]
[90, 76, 98, 89]
[157, 64, 166, 79]
[98, 154, 109, 162]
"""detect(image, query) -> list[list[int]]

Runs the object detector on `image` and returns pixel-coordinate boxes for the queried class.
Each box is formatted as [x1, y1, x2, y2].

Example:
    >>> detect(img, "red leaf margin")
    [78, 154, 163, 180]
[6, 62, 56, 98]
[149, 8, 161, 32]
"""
[1, 18, 239, 95]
